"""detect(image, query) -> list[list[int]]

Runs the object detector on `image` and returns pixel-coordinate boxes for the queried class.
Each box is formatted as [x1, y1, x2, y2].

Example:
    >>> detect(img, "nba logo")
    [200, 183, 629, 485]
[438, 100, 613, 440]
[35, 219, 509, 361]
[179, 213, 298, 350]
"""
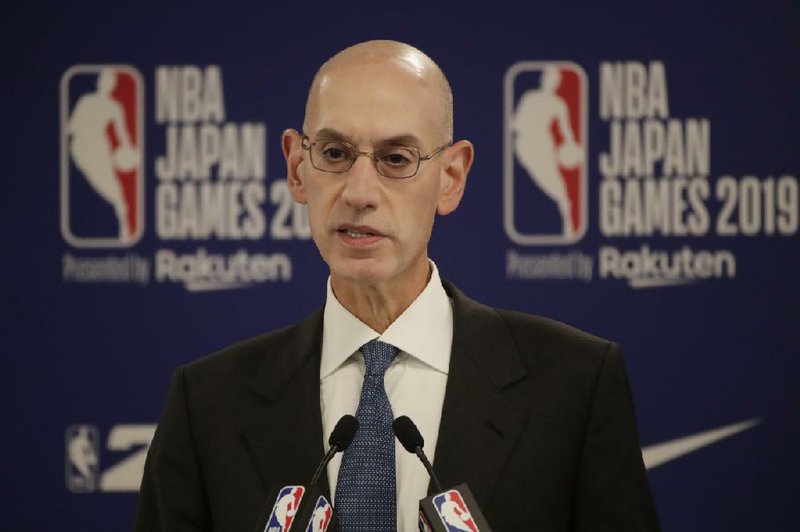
[60, 65, 144, 248]
[265, 486, 305, 532]
[504, 62, 588, 245]
[433, 490, 479, 532]
[65, 424, 100, 493]
[305, 496, 332, 532]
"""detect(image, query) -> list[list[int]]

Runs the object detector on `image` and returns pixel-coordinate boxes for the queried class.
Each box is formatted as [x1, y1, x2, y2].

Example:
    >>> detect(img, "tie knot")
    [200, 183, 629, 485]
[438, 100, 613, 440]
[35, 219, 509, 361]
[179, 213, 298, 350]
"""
[360, 340, 398, 377]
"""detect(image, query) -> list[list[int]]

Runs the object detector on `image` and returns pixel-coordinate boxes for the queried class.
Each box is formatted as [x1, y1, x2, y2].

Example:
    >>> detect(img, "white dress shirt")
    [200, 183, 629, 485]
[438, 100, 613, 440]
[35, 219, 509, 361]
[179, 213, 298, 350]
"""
[320, 262, 453, 532]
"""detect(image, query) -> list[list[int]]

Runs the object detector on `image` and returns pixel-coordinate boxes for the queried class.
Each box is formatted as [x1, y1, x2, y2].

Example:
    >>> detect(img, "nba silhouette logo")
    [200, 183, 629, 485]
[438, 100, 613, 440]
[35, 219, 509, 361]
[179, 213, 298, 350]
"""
[65, 424, 100, 493]
[265, 486, 305, 531]
[433, 490, 479, 532]
[305, 496, 332, 532]
[60, 65, 144, 248]
[504, 62, 588, 245]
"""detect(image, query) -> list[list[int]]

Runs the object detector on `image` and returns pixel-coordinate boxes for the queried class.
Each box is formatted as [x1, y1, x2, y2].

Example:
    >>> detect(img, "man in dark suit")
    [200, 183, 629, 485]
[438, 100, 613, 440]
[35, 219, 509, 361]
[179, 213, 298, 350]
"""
[136, 40, 659, 531]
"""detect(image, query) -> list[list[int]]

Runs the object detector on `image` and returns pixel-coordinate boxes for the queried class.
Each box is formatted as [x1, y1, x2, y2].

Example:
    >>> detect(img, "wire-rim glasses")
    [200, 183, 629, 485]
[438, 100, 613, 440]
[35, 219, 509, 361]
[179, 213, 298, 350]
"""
[301, 135, 451, 179]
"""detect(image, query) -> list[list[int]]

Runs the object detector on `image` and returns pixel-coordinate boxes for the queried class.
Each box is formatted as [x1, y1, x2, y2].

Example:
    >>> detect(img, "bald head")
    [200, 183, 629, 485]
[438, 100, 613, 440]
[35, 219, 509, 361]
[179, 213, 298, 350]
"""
[304, 40, 454, 142]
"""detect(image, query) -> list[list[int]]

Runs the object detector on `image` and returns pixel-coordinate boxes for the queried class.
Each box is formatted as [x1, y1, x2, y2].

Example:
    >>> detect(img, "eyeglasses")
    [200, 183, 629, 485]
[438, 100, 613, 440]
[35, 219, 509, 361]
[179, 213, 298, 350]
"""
[301, 135, 451, 179]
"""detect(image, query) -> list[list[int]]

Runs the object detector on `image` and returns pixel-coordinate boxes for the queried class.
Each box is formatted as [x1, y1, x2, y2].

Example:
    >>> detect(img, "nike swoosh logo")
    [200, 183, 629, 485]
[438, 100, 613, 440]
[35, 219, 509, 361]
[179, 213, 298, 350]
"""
[642, 418, 761, 470]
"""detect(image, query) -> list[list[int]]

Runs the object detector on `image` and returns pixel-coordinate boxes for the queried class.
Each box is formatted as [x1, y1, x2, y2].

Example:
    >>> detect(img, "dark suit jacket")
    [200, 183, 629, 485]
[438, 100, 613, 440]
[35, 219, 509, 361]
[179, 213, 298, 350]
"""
[136, 281, 660, 531]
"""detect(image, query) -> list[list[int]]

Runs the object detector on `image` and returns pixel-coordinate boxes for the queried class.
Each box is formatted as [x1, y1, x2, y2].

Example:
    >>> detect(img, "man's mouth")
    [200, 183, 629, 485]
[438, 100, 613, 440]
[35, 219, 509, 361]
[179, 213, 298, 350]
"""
[337, 225, 384, 241]
[342, 229, 372, 238]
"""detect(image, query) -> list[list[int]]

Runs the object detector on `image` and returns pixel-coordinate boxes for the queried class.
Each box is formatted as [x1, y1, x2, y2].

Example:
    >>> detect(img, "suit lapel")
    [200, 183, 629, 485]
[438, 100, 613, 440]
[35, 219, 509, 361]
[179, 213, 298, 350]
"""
[241, 307, 332, 499]
[433, 282, 528, 507]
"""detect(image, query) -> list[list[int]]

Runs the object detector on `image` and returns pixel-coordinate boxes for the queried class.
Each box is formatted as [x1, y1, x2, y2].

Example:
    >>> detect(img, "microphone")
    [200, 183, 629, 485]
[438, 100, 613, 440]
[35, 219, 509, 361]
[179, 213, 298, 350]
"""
[393, 415, 492, 532]
[256, 415, 358, 532]
[392, 415, 443, 492]
[310, 414, 358, 486]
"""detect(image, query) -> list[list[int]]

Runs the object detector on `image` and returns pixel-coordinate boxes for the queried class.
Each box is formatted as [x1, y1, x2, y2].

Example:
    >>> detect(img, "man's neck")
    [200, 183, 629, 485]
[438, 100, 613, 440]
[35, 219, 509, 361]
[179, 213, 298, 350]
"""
[330, 262, 432, 334]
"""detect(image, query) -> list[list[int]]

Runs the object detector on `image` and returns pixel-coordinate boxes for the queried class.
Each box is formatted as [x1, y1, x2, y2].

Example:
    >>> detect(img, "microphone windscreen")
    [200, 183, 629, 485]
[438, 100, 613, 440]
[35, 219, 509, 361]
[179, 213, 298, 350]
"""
[329, 414, 359, 451]
[393, 415, 424, 453]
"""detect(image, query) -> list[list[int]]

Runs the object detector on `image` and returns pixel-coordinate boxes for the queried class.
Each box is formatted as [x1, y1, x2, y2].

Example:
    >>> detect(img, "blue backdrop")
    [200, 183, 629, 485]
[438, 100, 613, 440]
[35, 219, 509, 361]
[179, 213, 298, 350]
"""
[3, 1, 798, 530]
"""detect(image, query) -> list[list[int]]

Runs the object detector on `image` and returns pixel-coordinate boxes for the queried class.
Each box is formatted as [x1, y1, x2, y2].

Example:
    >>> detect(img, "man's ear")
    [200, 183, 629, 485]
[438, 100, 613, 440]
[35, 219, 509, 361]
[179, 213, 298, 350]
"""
[282, 128, 308, 204]
[437, 139, 474, 215]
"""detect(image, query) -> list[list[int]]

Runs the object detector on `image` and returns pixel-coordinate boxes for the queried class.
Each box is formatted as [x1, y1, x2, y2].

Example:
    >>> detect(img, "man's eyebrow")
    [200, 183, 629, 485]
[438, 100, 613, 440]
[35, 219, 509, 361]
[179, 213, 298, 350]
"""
[313, 128, 351, 142]
[380, 134, 422, 148]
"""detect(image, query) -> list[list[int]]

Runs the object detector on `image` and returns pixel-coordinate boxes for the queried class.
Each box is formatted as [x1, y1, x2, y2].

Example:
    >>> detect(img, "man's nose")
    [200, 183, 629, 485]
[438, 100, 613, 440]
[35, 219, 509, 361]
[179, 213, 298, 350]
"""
[340, 155, 381, 209]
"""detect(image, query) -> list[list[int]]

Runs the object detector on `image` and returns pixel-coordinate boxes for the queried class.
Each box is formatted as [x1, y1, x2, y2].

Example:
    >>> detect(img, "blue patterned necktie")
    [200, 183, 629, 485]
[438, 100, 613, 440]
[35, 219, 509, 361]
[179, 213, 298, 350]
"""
[335, 340, 399, 531]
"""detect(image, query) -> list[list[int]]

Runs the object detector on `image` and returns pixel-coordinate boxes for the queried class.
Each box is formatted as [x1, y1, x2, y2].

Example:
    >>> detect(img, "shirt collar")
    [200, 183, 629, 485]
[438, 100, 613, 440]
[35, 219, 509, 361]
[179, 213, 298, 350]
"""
[320, 261, 453, 380]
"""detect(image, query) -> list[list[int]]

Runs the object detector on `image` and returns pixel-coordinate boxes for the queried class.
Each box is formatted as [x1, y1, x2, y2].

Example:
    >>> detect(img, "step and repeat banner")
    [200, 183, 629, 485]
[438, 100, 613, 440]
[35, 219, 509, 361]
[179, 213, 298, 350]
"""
[4, 2, 798, 531]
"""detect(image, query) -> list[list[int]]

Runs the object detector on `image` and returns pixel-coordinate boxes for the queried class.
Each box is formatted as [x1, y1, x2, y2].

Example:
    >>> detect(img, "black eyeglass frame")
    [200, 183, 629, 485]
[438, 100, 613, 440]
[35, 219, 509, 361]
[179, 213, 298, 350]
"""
[300, 134, 451, 179]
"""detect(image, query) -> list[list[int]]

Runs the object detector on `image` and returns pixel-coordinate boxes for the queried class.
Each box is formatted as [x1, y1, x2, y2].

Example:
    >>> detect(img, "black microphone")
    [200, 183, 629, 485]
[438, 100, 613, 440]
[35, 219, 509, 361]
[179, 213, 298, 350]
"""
[392, 415, 443, 492]
[255, 415, 358, 532]
[393, 415, 493, 532]
[310, 414, 358, 486]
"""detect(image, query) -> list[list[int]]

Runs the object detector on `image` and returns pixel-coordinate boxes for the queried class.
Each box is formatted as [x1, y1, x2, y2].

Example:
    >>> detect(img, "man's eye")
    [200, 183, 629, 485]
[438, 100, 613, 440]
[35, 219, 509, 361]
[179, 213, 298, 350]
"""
[379, 150, 414, 167]
[321, 146, 349, 161]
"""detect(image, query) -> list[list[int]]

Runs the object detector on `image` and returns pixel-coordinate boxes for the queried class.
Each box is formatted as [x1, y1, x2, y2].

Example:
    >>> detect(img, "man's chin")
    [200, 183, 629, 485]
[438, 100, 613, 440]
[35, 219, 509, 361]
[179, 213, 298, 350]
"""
[329, 258, 391, 286]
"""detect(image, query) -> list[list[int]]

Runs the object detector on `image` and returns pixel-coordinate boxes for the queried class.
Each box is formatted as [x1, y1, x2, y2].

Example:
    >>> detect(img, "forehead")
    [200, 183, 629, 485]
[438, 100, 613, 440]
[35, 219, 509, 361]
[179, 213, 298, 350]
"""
[306, 61, 442, 146]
